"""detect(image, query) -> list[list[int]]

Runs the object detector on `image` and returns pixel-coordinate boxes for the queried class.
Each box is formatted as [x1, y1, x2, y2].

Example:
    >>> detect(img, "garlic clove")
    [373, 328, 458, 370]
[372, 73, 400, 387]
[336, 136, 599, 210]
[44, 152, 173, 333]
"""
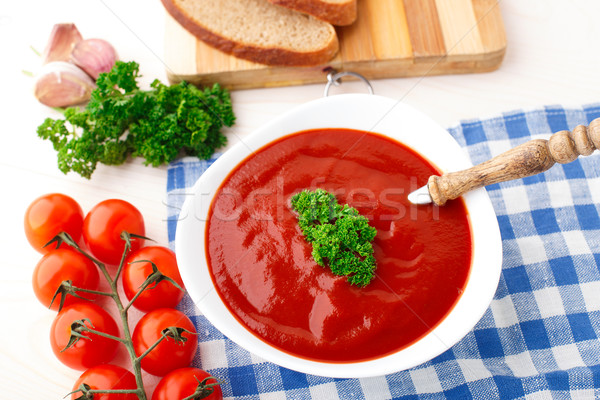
[42, 23, 83, 64]
[71, 38, 118, 80]
[34, 61, 96, 108]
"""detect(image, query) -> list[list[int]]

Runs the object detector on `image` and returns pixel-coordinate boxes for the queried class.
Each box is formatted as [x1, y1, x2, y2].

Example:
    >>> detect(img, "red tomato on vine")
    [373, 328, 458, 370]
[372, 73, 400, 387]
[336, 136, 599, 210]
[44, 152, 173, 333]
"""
[50, 302, 120, 370]
[83, 199, 145, 265]
[132, 308, 198, 376]
[123, 246, 185, 312]
[71, 364, 138, 400]
[24, 193, 84, 253]
[32, 248, 100, 311]
[152, 367, 223, 400]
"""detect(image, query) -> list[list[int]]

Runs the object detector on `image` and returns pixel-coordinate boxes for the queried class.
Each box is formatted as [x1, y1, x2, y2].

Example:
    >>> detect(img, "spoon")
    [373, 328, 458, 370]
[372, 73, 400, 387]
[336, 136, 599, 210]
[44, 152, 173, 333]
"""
[408, 118, 600, 206]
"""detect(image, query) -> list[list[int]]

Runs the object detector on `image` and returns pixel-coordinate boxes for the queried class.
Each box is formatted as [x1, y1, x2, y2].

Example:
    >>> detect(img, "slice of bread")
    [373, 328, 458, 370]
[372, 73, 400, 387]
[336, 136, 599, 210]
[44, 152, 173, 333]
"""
[162, 0, 339, 66]
[267, 0, 357, 26]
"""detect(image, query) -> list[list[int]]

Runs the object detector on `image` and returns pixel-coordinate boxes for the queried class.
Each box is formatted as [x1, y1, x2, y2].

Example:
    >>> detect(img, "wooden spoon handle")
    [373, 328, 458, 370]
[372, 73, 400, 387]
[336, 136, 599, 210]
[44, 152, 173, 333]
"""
[427, 118, 600, 205]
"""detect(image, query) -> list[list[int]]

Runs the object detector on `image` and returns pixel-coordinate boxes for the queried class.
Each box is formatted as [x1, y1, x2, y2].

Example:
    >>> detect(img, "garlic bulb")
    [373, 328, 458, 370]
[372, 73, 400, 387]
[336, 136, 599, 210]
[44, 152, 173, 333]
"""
[71, 38, 118, 80]
[34, 62, 96, 108]
[42, 23, 83, 64]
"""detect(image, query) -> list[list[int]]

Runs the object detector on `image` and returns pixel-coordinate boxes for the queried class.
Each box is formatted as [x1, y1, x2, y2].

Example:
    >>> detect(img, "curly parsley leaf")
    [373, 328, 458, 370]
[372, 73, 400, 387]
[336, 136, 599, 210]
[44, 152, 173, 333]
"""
[37, 61, 235, 179]
[291, 188, 377, 287]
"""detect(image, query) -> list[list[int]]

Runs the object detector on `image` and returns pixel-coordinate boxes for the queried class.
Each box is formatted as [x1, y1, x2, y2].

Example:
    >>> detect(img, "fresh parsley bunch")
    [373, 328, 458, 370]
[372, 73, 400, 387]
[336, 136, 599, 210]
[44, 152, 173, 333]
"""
[37, 61, 235, 179]
[291, 188, 377, 287]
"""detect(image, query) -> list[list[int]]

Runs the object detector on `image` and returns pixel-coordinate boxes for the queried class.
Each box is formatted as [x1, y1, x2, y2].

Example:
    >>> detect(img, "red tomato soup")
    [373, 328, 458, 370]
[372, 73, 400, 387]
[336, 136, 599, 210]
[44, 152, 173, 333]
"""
[206, 128, 472, 362]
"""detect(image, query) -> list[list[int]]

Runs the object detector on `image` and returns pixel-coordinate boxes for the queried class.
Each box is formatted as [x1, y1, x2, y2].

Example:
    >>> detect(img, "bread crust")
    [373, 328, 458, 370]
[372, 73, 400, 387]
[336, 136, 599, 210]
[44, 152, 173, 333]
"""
[268, 0, 357, 26]
[162, 0, 339, 66]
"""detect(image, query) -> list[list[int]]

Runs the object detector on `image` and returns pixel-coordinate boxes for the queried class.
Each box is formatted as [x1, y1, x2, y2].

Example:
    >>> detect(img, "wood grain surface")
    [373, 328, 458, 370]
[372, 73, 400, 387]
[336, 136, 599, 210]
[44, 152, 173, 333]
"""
[163, 0, 506, 89]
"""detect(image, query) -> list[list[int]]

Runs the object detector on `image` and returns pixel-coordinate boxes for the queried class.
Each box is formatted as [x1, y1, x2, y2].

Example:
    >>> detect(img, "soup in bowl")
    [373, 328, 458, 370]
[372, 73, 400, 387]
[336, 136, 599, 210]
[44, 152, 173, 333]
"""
[175, 94, 502, 378]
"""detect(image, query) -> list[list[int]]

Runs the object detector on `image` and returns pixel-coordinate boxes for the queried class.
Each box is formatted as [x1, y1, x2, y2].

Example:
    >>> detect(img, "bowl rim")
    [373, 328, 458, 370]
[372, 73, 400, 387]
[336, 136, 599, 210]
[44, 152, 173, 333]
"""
[175, 93, 502, 378]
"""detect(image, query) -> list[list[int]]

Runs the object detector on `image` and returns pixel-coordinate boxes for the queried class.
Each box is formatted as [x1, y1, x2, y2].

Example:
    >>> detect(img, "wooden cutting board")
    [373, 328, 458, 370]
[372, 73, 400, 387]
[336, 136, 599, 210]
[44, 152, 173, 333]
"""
[164, 0, 506, 90]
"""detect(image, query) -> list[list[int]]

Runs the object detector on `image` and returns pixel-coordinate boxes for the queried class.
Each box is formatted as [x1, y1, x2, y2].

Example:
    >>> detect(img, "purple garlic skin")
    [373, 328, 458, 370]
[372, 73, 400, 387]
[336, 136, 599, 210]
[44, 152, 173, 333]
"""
[34, 62, 96, 108]
[71, 38, 119, 80]
[42, 23, 83, 64]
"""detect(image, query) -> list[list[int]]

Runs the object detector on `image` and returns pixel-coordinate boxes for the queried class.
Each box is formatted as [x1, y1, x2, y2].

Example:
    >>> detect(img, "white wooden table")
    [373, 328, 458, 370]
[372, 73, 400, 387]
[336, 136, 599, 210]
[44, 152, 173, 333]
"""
[3, 0, 600, 398]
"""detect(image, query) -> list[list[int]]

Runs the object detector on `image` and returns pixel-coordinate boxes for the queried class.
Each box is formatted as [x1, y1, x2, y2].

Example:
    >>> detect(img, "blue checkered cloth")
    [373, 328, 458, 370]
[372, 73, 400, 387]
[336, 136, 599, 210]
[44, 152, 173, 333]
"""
[167, 104, 600, 400]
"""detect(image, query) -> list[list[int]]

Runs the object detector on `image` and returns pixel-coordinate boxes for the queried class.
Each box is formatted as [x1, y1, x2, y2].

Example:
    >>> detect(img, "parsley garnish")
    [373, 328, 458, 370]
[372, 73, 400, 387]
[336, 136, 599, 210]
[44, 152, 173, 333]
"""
[37, 61, 235, 179]
[290, 188, 377, 287]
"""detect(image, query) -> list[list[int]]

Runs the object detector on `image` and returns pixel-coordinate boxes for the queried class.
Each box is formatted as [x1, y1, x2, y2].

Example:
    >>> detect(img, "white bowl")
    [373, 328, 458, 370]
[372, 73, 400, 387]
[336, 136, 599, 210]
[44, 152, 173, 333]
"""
[175, 94, 502, 378]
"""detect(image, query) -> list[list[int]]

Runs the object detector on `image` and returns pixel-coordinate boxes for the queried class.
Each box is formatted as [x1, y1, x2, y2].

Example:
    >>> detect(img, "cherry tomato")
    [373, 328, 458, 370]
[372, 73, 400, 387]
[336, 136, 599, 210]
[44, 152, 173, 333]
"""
[152, 367, 223, 400]
[71, 364, 138, 400]
[132, 308, 198, 376]
[50, 302, 120, 370]
[24, 193, 84, 253]
[123, 246, 185, 312]
[83, 199, 145, 265]
[32, 248, 100, 311]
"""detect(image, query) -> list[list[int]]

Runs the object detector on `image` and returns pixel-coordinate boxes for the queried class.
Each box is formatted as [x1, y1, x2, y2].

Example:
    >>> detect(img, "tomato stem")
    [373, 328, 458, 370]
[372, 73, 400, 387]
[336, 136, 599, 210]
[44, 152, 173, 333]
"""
[88, 389, 140, 394]
[112, 232, 130, 283]
[57, 230, 149, 400]
[50, 280, 94, 311]
[135, 334, 167, 362]
[181, 376, 222, 400]
[123, 277, 153, 313]
[68, 286, 114, 298]
[115, 298, 148, 400]
[108, 233, 149, 400]
[114, 231, 153, 283]
[53, 232, 115, 287]
[123, 259, 184, 313]
[77, 324, 126, 344]
[51, 232, 102, 267]
[69, 384, 144, 400]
